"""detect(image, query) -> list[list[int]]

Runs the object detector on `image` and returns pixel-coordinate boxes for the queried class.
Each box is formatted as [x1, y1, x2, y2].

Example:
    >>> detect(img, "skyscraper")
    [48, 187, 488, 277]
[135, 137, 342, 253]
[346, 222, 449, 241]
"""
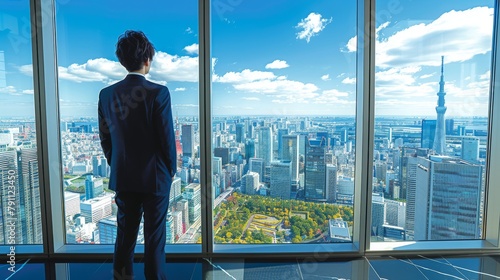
[270, 161, 291, 199]
[85, 175, 103, 200]
[404, 155, 418, 239]
[385, 199, 406, 228]
[165, 212, 174, 244]
[249, 158, 264, 182]
[371, 194, 386, 237]
[433, 56, 447, 155]
[182, 124, 195, 157]
[176, 199, 189, 231]
[213, 157, 223, 175]
[64, 191, 81, 218]
[414, 156, 482, 240]
[17, 148, 42, 244]
[244, 139, 255, 174]
[461, 137, 479, 162]
[184, 183, 201, 223]
[99, 157, 108, 177]
[241, 171, 259, 195]
[421, 119, 436, 149]
[305, 137, 327, 202]
[257, 126, 273, 166]
[277, 128, 289, 159]
[169, 177, 182, 205]
[92, 156, 99, 176]
[281, 134, 299, 182]
[235, 123, 244, 143]
[214, 147, 230, 165]
[326, 164, 337, 203]
[446, 119, 455, 135]
[0, 150, 22, 244]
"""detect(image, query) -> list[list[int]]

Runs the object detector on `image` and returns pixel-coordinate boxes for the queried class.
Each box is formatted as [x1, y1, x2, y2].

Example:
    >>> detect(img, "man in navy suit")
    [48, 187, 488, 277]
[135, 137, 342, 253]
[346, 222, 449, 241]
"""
[98, 30, 176, 280]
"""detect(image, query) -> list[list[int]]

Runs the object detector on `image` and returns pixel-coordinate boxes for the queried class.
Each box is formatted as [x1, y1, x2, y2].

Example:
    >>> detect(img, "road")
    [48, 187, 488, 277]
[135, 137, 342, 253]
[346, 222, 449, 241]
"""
[176, 187, 235, 243]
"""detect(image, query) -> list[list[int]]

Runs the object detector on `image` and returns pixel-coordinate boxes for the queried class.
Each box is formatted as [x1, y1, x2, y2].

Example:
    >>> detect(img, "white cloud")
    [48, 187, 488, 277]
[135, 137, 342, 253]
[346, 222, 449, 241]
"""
[314, 89, 351, 105]
[214, 67, 320, 103]
[345, 7, 493, 68]
[185, 27, 193, 34]
[242, 97, 260, 101]
[296, 13, 332, 43]
[345, 36, 357, 53]
[19, 65, 33, 76]
[184, 43, 199, 55]
[375, 66, 428, 98]
[0, 86, 17, 93]
[321, 74, 330, 81]
[148, 51, 199, 83]
[21, 58, 126, 84]
[342, 77, 356, 84]
[57, 64, 110, 83]
[85, 58, 126, 80]
[0, 86, 33, 96]
[480, 70, 491, 80]
[265, 60, 289, 69]
[214, 69, 276, 83]
[377, 7, 493, 68]
[419, 73, 434, 79]
[21, 51, 199, 85]
[234, 79, 317, 95]
[174, 87, 186, 92]
[0, 86, 17, 95]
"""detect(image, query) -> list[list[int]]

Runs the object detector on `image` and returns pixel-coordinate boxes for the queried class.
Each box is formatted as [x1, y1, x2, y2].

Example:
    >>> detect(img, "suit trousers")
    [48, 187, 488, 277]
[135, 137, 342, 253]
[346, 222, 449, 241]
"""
[113, 191, 170, 280]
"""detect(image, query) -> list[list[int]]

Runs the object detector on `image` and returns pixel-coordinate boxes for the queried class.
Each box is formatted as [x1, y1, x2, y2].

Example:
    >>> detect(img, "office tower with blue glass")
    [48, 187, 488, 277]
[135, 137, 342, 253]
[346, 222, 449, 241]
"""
[305, 137, 327, 202]
[277, 128, 289, 159]
[18, 147, 42, 244]
[184, 183, 201, 223]
[182, 124, 195, 157]
[326, 164, 337, 203]
[235, 123, 244, 143]
[421, 119, 436, 149]
[281, 134, 299, 182]
[85, 175, 103, 200]
[257, 126, 273, 167]
[270, 161, 291, 199]
[414, 156, 482, 240]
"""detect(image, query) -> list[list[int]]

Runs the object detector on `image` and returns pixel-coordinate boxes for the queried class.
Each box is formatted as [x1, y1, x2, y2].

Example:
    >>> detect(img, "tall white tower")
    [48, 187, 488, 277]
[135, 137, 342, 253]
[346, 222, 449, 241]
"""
[433, 56, 447, 155]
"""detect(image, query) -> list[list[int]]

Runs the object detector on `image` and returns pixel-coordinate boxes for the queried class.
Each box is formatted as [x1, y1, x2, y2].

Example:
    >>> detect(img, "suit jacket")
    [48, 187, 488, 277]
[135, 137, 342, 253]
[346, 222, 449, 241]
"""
[98, 74, 177, 195]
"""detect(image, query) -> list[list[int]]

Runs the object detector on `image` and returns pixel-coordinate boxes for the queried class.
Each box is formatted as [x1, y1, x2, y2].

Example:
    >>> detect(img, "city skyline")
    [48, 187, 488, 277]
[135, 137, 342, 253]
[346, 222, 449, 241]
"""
[0, 0, 494, 117]
[0, 0, 492, 246]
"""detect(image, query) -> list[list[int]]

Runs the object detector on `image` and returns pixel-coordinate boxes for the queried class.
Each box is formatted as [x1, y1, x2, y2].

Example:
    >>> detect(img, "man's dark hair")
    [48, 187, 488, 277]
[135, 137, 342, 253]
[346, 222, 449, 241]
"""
[116, 30, 155, 72]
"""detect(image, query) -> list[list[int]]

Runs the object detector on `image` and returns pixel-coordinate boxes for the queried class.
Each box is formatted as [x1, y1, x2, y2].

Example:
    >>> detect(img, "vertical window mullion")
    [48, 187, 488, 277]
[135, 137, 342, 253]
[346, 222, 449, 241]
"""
[484, 0, 500, 248]
[30, 0, 65, 256]
[199, 0, 213, 256]
[353, 0, 376, 254]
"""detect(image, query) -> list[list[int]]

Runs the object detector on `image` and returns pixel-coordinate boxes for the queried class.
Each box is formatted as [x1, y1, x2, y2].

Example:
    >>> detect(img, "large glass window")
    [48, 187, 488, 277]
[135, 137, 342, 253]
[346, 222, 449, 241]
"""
[0, 1, 43, 246]
[55, 0, 201, 245]
[370, 0, 494, 242]
[212, 0, 357, 245]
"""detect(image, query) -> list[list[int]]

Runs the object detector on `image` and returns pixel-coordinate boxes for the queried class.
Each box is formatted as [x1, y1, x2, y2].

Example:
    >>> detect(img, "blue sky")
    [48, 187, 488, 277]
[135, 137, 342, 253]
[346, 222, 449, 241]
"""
[0, 0, 494, 118]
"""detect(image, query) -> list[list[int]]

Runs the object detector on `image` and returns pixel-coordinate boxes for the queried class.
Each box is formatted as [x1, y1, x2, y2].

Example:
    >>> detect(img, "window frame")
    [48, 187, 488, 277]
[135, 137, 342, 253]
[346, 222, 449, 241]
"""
[3, 0, 499, 260]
